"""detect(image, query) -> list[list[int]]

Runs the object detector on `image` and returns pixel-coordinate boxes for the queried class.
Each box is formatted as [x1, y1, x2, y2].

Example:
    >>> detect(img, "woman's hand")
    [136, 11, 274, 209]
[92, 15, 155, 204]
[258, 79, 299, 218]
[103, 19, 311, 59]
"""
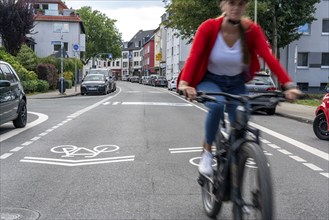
[178, 80, 197, 101]
[283, 83, 302, 101]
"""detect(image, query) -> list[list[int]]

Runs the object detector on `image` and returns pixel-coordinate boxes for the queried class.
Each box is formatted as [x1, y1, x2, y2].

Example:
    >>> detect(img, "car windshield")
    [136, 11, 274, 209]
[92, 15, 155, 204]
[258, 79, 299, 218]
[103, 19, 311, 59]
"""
[84, 75, 103, 81]
[248, 76, 273, 85]
[89, 70, 108, 75]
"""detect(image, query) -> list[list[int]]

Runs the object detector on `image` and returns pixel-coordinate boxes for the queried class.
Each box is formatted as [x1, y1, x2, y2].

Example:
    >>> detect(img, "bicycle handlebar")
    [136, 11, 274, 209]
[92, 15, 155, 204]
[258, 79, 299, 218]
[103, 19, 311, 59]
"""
[195, 91, 286, 105]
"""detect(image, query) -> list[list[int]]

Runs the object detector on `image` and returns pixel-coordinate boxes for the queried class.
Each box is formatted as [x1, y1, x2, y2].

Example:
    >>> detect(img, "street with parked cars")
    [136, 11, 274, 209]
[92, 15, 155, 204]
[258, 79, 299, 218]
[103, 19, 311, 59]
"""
[1, 81, 328, 219]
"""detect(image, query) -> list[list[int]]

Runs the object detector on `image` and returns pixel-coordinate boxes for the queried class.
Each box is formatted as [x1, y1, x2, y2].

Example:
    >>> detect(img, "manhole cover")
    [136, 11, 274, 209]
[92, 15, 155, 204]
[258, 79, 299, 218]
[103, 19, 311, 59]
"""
[0, 208, 39, 220]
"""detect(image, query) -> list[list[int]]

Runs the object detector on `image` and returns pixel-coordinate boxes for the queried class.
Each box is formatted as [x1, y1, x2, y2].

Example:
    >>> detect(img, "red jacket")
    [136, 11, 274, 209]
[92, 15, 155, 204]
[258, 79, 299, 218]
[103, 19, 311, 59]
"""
[179, 16, 292, 88]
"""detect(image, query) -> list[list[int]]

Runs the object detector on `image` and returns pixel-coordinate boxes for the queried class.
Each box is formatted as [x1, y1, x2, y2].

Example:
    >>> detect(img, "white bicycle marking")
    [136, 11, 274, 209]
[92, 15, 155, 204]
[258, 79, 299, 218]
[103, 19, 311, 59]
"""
[51, 145, 119, 158]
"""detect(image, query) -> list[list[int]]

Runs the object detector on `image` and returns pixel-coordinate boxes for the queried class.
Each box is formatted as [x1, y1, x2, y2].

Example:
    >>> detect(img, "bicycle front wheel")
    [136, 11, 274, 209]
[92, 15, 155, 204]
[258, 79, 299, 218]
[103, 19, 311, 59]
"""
[234, 141, 273, 220]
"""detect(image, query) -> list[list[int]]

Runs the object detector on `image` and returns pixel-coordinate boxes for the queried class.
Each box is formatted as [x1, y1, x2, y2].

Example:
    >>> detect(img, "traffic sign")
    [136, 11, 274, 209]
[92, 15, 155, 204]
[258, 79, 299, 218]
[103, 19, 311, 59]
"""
[73, 44, 79, 51]
[108, 53, 112, 59]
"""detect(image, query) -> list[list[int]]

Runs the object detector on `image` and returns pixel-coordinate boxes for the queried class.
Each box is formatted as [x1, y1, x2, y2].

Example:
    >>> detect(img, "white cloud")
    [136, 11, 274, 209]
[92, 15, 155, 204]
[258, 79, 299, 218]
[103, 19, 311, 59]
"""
[103, 6, 165, 41]
[65, 1, 166, 42]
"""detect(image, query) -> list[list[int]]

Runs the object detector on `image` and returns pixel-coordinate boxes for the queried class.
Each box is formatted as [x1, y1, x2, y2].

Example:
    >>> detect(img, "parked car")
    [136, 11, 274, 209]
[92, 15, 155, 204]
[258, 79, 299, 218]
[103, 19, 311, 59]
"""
[130, 76, 140, 83]
[80, 74, 110, 95]
[89, 68, 116, 92]
[150, 75, 167, 87]
[246, 72, 279, 115]
[168, 76, 177, 91]
[0, 61, 27, 128]
[313, 87, 329, 140]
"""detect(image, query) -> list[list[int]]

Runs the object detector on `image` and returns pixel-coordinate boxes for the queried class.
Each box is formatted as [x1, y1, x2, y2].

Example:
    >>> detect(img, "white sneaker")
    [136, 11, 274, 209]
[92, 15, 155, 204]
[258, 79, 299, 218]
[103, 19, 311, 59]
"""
[198, 151, 213, 176]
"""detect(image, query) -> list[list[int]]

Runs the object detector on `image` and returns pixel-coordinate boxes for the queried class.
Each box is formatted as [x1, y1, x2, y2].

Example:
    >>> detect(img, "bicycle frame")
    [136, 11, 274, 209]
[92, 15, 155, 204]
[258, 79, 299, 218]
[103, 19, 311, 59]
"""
[197, 91, 284, 218]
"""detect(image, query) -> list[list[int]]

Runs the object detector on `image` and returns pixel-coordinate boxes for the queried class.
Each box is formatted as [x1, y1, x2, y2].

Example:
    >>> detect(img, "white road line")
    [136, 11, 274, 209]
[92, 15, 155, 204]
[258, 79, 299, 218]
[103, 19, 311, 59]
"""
[278, 149, 292, 155]
[0, 112, 48, 142]
[22, 155, 135, 163]
[52, 126, 59, 129]
[46, 129, 53, 132]
[303, 163, 324, 171]
[112, 102, 120, 105]
[320, 173, 329, 178]
[67, 88, 121, 118]
[289, 155, 307, 162]
[170, 149, 203, 154]
[268, 144, 281, 149]
[122, 102, 193, 107]
[103, 102, 110, 105]
[20, 158, 135, 166]
[0, 153, 13, 159]
[31, 136, 40, 141]
[39, 132, 48, 136]
[11, 147, 24, 152]
[249, 122, 329, 161]
[21, 141, 33, 146]
[169, 147, 202, 151]
[261, 139, 271, 144]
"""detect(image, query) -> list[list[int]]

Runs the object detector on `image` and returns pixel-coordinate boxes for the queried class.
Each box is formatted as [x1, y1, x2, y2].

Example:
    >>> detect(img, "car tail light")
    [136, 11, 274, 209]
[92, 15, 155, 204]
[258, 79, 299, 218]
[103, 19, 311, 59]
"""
[266, 87, 277, 91]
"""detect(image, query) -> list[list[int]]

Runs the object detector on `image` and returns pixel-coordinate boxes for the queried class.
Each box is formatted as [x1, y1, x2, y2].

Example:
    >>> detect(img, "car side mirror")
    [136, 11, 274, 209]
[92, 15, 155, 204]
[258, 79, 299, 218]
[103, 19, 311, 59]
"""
[0, 80, 11, 87]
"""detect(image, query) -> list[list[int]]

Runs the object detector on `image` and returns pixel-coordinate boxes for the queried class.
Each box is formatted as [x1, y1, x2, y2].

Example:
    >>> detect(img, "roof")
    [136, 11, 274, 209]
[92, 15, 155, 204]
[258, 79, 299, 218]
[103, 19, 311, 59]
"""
[122, 29, 155, 51]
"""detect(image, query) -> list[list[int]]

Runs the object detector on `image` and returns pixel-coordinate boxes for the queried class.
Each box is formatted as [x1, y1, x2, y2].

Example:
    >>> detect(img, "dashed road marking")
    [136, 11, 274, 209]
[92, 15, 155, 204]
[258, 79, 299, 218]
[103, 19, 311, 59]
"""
[278, 149, 292, 155]
[22, 141, 33, 146]
[0, 153, 13, 159]
[303, 163, 323, 171]
[10, 147, 24, 152]
[289, 155, 306, 162]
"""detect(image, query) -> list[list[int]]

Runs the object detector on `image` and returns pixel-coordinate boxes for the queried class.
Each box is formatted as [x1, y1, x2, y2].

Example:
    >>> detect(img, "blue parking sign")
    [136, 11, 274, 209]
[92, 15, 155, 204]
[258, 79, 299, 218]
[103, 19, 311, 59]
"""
[108, 53, 112, 59]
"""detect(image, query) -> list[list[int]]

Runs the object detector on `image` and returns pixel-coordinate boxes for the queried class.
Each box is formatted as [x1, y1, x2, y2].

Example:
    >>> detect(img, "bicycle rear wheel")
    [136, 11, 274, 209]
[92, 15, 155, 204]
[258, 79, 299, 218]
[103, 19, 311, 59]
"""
[234, 141, 273, 220]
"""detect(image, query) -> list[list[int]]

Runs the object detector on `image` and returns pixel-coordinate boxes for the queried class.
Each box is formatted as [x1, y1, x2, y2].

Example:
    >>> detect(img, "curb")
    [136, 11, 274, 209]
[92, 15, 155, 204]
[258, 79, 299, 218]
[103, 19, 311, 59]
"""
[275, 112, 314, 125]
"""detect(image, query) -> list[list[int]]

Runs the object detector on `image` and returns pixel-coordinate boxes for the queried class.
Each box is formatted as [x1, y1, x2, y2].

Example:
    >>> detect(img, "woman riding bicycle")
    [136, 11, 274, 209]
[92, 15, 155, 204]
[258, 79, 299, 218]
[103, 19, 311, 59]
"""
[178, 0, 301, 176]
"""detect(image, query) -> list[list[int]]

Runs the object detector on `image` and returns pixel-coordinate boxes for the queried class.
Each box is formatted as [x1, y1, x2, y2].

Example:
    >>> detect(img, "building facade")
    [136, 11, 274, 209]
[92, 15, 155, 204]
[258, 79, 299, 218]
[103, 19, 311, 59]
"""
[28, 0, 85, 58]
[280, 0, 329, 92]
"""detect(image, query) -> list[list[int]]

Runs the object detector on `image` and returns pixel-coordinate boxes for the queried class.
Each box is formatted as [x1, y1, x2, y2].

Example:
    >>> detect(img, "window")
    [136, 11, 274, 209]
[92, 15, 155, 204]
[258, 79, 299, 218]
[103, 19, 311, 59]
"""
[322, 19, 329, 34]
[123, 62, 127, 68]
[298, 23, 311, 35]
[297, 82, 309, 92]
[122, 52, 127, 59]
[321, 53, 329, 67]
[53, 42, 68, 52]
[53, 23, 69, 33]
[134, 61, 139, 66]
[297, 52, 308, 67]
[134, 52, 139, 57]
[0, 64, 17, 83]
[116, 61, 120, 66]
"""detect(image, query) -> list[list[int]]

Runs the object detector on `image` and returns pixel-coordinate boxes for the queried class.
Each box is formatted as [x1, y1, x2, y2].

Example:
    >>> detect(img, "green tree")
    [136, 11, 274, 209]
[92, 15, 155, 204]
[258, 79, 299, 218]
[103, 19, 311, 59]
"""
[165, 0, 320, 52]
[0, 0, 35, 56]
[76, 6, 122, 64]
[16, 44, 38, 71]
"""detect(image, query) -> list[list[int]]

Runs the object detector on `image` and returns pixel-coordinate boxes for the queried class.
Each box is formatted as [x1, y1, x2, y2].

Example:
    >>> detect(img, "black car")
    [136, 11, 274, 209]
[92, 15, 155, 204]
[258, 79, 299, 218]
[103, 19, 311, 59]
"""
[246, 72, 279, 115]
[0, 61, 27, 128]
[80, 74, 110, 95]
[89, 68, 116, 92]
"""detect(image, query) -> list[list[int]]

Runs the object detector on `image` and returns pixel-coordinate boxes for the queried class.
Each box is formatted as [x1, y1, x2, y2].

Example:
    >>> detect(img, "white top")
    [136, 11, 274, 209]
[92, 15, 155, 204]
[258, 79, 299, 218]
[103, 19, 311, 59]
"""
[207, 31, 243, 76]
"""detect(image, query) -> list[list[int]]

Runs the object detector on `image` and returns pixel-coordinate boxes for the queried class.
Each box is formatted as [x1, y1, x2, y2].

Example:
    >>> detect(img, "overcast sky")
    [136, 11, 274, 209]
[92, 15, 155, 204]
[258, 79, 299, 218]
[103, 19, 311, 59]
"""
[65, 0, 167, 41]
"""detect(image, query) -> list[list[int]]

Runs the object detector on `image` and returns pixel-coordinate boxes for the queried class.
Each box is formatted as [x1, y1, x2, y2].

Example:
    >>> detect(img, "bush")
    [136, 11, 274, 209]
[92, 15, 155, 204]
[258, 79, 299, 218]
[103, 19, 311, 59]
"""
[63, 71, 74, 81]
[16, 44, 38, 71]
[21, 80, 38, 93]
[36, 79, 49, 92]
[65, 79, 72, 89]
[36, 63, 59, 90]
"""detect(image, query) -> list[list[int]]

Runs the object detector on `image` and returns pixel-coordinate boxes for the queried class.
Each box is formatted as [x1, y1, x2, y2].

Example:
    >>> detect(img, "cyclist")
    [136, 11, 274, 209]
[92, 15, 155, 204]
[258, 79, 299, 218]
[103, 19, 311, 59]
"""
[178, 0, 301, 176]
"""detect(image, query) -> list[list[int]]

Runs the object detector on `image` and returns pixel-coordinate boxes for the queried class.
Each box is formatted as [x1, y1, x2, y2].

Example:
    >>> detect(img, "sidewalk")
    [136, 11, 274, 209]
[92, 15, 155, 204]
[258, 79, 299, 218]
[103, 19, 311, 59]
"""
[27, 87, 316, 124]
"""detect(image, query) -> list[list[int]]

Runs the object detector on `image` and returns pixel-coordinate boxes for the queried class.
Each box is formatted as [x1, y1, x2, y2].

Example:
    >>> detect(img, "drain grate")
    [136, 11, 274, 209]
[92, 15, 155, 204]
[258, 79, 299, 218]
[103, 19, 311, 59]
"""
[0, 208, 39, 220]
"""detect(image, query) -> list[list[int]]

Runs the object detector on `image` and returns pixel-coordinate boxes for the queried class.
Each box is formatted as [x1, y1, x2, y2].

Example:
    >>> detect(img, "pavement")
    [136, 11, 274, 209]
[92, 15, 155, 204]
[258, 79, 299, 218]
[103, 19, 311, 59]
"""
[27, 86, 317, 124]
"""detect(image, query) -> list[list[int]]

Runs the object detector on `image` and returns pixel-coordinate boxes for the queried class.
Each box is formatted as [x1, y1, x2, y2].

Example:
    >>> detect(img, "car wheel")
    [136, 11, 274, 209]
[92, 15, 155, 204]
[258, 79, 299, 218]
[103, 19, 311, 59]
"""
[266, 108, 276, 115]
[313, 112, 329, 140]
[13, 99, 27, 128]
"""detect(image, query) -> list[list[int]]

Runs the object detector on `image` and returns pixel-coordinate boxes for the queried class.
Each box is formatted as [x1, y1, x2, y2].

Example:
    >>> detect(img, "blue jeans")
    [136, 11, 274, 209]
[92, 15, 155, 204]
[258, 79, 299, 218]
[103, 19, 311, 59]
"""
[196, 71, 246, 145]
